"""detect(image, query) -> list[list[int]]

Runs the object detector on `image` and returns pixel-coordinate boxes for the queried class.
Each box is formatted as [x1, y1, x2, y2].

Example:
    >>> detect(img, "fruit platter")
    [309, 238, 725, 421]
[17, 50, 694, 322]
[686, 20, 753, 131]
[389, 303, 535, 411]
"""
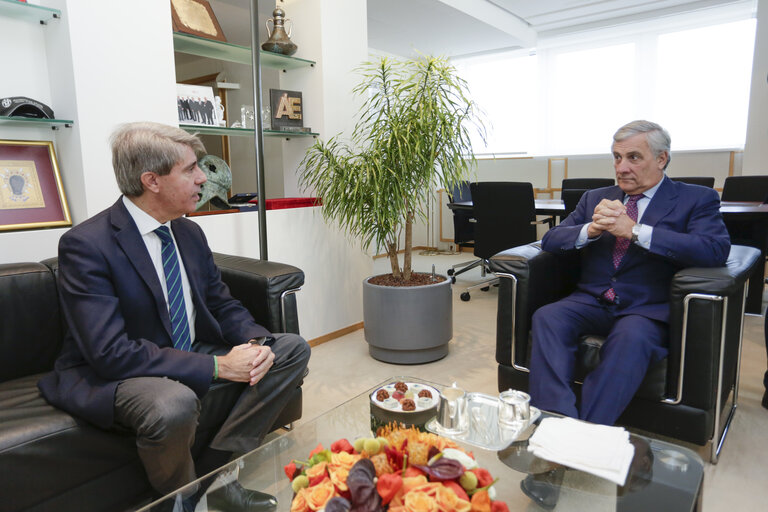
[283, 424, 509, 512]
[369, 381, 440, 431]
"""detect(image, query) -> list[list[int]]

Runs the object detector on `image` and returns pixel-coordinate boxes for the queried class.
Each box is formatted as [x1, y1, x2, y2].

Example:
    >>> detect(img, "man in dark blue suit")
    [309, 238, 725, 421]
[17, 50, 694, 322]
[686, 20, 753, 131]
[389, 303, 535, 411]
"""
[38, 122, 310, 511]
[529, 120, 730, 425]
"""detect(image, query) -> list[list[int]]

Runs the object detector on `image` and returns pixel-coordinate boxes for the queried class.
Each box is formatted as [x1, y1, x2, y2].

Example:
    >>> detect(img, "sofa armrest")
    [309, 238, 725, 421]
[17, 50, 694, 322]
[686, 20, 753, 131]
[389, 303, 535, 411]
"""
[666, 244, 760, 407]
[213, 254, 304, 334]
[489, 242, 579, 369]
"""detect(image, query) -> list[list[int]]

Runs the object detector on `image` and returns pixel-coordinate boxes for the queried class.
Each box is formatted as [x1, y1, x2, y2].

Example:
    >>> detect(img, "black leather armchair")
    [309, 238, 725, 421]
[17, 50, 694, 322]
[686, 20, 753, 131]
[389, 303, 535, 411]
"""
[0, 253, 305, 512]
[489, 242, 759, 463]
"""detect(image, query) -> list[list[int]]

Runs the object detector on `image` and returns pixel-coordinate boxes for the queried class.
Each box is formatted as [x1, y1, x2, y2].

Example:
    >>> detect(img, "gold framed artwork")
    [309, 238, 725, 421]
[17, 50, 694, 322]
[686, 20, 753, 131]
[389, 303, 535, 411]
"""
[170, 0, 227, 42]
[0, 140, 71, 232]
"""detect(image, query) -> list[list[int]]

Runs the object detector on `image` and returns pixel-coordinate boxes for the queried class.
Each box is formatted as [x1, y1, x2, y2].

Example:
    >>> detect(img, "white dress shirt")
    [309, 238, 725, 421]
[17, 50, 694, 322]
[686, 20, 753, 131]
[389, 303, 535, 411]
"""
[122, 196, 196, 343]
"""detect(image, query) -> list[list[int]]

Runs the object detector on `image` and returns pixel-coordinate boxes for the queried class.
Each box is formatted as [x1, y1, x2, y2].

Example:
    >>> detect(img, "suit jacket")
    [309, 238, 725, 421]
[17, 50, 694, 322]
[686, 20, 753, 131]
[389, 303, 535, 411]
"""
[542, 176, 730, 323]
[38, 198, 271, 429]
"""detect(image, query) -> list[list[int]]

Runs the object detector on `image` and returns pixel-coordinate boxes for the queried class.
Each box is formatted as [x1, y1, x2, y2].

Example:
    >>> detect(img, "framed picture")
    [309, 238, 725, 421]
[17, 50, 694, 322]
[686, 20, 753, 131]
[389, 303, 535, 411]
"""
[170, 0, 226, 42]
[0, 140, 71, 232]
[176, 83, 220, 127]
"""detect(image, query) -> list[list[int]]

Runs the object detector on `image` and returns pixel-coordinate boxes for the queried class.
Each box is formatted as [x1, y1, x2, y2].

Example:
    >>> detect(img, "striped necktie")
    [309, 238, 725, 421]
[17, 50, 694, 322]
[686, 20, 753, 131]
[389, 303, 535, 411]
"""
[154, 226, 191, 351]
[602, 194, 642, 304]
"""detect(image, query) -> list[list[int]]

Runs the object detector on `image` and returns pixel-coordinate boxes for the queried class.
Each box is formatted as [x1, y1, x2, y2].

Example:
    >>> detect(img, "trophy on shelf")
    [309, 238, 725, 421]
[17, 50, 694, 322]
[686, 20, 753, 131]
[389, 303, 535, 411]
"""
[261, 8, 297, 56]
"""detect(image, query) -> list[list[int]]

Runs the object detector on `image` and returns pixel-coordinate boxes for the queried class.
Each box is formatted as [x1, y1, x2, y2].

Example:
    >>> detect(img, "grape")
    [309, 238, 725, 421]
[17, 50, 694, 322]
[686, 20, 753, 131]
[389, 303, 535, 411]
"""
[363, 438, 381, 455]
[459, 471, 478, 491]
[292, 474, 309, 493]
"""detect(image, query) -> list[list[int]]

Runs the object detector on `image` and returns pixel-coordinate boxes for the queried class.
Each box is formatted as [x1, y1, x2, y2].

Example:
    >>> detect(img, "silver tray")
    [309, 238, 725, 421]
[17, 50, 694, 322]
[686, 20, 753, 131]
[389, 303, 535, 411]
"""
[425, 392, 540, 451]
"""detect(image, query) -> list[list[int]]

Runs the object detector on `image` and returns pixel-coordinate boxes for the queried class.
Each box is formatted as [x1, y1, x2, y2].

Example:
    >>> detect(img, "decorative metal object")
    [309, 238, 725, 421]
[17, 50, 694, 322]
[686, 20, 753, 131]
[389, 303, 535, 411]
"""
[196, 154, 232, 210]
[261, 7, 297, 56]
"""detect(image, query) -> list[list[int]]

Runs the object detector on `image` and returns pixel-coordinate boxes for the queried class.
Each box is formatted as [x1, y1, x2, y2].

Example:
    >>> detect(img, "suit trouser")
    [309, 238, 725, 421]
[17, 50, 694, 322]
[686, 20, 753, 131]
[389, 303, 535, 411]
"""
[113, 333, 310, 495]
[529, 295, 668, 425]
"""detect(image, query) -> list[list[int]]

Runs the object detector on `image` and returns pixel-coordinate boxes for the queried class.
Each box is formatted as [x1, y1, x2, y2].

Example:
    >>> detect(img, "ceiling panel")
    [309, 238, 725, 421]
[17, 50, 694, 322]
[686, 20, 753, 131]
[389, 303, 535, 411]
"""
[367, 0, 753, 57]
[367, 0, 529, 58]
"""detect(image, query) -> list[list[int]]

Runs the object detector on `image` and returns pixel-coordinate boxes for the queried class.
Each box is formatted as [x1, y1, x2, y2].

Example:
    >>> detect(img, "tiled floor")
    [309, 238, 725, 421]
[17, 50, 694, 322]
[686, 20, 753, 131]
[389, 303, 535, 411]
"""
[295, 250, 768, 510]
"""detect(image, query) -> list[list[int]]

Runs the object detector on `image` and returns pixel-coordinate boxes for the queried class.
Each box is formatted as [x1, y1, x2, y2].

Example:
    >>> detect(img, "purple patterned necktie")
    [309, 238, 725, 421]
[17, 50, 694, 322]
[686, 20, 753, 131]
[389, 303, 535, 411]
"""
[603, 194, 642, 303]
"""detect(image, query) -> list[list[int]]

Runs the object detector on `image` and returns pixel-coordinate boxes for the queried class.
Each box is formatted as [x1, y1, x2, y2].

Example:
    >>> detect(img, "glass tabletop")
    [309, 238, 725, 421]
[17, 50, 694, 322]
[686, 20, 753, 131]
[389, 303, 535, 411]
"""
[139, 377, 703, 511]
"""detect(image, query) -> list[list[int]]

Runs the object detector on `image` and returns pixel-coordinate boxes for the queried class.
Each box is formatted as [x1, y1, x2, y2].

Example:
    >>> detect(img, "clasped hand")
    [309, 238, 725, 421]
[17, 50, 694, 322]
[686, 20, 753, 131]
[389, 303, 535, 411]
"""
[217, 343, 274, 386]
[587, 199, 635, 239]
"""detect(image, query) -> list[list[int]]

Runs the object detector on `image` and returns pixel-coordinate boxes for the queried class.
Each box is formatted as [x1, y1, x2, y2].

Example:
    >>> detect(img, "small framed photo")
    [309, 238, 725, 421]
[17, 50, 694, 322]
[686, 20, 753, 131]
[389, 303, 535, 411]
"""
[177, 83, 219, 126]
[170, 0, 226, 42]
[0, 140, 71, 232]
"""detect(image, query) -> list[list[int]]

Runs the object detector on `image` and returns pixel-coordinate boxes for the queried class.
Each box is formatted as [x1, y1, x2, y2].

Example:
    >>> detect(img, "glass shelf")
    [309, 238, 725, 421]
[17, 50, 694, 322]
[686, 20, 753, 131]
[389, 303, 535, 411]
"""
[180, 124, 253, 137]
[180, 124, 317, 138]
[172, 32, 315, 69]
[263, 129, 318, 138]
[0, 116, 73, 129]
[0, 0, 60, 23]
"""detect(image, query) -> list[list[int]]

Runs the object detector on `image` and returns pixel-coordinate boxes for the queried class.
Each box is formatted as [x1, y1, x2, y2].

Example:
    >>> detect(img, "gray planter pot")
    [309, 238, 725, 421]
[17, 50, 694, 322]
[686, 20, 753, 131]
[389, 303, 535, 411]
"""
[363, 275, 452, 363]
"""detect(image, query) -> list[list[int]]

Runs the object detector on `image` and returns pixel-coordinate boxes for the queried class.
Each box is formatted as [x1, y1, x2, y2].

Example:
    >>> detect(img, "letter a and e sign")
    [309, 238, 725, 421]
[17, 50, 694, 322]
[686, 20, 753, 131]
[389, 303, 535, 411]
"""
[269, 89, 304, 130]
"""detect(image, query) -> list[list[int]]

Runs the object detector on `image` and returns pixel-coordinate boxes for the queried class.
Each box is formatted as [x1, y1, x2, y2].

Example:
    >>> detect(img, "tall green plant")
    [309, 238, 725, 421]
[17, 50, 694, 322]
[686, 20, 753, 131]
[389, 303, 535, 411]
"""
[299, 56, 485, 282]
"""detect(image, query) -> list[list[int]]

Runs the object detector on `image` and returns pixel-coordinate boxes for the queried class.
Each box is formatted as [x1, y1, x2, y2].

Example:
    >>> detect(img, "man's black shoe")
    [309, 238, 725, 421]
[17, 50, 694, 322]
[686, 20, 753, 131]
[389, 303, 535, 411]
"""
[206, 481, 277, 512]
[762, 389, 768, 410]
[520, 466, 565, 510]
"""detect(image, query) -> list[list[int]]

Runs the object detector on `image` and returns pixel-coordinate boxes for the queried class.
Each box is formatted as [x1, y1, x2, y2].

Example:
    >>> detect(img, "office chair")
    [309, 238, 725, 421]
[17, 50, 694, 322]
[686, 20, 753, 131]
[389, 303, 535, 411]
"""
[561, 177, 615, 190]
[721, 175, 768, 309]
[545, 178, 615, 224]
[561, 188, 588, 219]
[490, 242, 760, 463]
[670, 176, 715, 188]
[457, 182, 538, 301]
[722, 175, 768, 203]
[446, 181, 479, 278]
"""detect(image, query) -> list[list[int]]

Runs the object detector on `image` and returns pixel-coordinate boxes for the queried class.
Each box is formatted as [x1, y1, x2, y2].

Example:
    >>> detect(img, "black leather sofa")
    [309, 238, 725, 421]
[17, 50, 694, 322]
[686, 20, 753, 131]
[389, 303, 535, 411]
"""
[0, 253, 305, 512]
[489, 242, 759, 463]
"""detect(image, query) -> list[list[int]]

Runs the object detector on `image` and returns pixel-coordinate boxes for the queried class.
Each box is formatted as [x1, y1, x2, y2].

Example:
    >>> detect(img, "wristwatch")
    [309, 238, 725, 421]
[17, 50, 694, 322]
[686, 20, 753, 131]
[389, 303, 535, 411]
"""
[631, 223, 642, 244]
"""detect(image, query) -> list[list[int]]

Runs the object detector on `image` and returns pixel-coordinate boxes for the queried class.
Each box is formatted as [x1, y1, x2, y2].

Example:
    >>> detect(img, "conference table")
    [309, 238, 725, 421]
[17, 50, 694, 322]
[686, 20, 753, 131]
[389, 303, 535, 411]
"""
[448, 199, 768, 314]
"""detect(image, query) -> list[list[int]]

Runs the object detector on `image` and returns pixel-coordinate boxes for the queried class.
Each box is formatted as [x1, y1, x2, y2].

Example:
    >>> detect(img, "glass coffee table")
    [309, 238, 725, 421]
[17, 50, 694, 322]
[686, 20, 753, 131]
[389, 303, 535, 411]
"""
[139, 377, 704, 511]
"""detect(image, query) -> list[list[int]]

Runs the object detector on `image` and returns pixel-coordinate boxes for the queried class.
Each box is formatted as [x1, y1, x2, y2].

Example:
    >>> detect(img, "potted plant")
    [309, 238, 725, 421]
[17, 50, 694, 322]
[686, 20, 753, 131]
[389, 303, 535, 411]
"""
[299, 55, 485, 363]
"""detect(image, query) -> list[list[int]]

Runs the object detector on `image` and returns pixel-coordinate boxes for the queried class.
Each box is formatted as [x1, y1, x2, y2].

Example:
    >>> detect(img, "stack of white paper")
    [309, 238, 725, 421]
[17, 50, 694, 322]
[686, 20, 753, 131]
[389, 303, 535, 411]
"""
[528, 417, 635, 486]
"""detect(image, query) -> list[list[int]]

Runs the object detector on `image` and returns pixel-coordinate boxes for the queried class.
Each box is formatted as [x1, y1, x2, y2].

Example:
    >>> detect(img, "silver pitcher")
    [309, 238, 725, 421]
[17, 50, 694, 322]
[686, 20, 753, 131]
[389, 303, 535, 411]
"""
[437, 385, 468, 434]
[261, 8, 297, 56]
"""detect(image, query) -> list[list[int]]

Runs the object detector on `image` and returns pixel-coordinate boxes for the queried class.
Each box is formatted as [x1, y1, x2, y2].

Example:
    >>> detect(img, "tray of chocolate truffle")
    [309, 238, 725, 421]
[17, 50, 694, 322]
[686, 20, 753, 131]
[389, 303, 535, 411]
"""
[369, 380, 440, 432]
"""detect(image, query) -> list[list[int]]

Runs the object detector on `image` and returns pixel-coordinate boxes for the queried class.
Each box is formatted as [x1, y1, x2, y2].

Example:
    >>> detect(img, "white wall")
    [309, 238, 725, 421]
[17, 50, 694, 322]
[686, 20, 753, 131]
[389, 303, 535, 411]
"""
[54, 0, 179, 218]
[743, 0, 768, 173]
[190, 207, 372, 340]
[0, 8, 65, 261]
[278, 0, 368, 198]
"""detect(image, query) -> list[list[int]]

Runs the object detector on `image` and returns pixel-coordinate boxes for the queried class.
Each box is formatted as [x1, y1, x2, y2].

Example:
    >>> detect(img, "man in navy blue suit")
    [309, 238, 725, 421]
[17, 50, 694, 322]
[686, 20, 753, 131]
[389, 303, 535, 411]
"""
[38, 122, 310, 511]
[528, 120, 731, 425]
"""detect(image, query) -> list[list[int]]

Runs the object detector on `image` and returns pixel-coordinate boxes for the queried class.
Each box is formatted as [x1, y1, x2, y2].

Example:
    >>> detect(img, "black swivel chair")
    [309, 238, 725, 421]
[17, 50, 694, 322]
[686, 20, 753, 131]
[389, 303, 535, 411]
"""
[457, 182, 538, 302]
[556, 178, 615, 223]
[446, 182, 479, 277]
[561, 189, 588, 219]
[448, 181, 474, 247]
[561, 177, 615, 190]
[721, 175, 768, 311]
[722, 175, 768, 203]
[670, 176, 715, 188]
